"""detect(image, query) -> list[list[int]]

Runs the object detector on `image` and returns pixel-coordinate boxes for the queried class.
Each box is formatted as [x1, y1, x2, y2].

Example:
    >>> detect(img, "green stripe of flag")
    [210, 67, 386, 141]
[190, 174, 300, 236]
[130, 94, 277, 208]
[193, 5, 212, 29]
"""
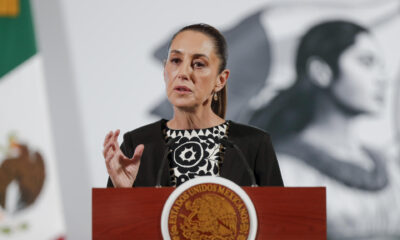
[0, 0, 37, 79]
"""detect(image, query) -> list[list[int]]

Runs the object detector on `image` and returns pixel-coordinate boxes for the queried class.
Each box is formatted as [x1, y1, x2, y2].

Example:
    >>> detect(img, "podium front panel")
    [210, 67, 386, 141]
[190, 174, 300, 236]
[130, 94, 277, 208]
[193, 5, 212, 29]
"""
[92, 187, 326, 239]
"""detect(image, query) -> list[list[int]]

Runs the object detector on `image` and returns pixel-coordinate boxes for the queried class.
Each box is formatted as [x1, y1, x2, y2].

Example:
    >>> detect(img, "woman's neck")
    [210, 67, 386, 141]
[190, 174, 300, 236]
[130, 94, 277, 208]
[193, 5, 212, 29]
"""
[301, 94, 358, 151]
[167, 106, 225, 130]
[299, 95, 373, 168]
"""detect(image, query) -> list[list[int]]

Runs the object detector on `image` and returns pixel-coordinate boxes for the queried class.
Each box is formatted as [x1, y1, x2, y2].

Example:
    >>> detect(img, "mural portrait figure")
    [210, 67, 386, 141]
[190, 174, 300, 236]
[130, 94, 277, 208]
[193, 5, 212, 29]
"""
[249, 20, 400, 239]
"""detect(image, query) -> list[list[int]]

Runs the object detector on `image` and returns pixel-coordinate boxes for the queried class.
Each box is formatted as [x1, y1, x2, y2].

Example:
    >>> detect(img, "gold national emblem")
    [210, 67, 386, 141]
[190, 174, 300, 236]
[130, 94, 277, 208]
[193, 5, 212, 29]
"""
[0, 0, 19, 17]
[168, 183, 250, 240]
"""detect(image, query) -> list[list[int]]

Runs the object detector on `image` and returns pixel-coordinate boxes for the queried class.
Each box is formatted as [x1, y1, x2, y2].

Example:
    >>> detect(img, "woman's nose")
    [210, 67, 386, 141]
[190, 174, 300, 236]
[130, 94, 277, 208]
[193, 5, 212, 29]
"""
[177, 60, 192, 81]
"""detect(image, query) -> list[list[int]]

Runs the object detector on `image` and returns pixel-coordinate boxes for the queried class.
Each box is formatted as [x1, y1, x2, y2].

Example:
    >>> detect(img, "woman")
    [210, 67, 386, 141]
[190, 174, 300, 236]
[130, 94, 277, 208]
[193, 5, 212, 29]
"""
[250, 20, 400, 239]
[103, 24, 283, 188]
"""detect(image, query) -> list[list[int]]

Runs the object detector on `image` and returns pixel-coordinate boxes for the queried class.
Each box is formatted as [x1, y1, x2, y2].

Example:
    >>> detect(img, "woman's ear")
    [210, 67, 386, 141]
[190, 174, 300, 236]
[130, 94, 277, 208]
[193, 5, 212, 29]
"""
[215, 69, 230, 91]
[307, 57, 333, 88]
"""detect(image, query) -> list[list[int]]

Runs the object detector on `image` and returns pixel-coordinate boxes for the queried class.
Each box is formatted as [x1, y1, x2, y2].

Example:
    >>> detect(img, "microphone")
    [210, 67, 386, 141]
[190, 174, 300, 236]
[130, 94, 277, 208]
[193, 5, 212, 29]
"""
[219, 138, 258, 187]
[155, 138, 174, 188]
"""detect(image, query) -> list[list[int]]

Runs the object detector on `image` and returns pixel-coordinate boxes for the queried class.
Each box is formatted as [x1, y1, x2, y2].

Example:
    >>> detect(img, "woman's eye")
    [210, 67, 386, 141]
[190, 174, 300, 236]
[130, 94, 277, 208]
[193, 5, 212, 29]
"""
[193, 62, 205, 68]
[170, 58, 181, 64]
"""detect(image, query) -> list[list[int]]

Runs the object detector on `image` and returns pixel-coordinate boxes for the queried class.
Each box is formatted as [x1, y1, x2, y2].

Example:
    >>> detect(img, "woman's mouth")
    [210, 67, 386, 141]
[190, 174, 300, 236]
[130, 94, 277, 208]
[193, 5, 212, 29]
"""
[174, 86, 192, 93]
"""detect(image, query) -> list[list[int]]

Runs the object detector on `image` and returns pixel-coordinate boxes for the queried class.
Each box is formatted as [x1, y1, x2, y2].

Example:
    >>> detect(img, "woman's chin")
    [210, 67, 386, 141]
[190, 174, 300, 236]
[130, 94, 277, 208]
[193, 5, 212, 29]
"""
[171, 101, 197, 111]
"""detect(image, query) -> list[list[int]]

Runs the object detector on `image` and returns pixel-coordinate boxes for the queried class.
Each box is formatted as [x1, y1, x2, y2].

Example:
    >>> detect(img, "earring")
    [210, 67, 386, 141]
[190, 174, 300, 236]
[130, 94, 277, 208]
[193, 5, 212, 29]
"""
[213, 92, 218, 101]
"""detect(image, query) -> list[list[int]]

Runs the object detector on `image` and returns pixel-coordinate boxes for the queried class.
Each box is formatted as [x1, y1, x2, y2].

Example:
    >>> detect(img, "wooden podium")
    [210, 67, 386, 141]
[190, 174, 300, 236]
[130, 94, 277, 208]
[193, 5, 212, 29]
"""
[93, 187, 326, 239]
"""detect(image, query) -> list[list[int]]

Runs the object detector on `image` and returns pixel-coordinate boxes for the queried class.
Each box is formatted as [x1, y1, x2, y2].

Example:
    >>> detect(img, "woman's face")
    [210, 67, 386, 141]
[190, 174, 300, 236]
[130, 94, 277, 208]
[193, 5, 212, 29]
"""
[163, 30, 227, 112]
[331, 32, 386, 115]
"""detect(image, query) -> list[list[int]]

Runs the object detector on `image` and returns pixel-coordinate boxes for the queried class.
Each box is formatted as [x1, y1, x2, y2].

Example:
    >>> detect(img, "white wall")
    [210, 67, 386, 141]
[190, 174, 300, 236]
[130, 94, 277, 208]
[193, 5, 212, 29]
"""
[32, 0, 91, 239]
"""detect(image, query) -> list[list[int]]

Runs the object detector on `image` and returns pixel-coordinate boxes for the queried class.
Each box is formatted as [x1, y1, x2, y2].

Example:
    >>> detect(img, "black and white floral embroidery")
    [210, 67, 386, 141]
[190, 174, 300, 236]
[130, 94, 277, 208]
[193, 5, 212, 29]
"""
[164, 122, 229, 186]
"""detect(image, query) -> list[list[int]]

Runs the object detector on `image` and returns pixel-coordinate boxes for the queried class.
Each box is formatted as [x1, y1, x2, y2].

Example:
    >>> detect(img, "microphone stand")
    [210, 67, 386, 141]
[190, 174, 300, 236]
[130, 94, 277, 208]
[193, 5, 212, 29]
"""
[155, 139, 174, 188]
[220, 139, 258, 187]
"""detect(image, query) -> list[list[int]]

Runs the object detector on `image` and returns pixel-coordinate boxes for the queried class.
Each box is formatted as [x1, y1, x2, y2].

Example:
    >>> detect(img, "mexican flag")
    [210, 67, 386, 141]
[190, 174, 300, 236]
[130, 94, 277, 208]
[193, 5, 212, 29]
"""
[0, 0, 65, 239]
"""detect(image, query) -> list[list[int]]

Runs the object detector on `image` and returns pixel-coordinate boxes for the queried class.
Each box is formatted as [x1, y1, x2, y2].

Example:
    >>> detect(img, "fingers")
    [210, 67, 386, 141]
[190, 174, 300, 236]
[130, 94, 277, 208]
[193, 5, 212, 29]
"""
[103, 141, 115, 159]
[131, 144, 144, 163]
[103, 131, 113, 147]
[104, 129, 120, 146]
[105, 150, 114, 167]
[104, 130, 144, 173]
[103, 129, 121, 161]
[113, 129, 120, 144]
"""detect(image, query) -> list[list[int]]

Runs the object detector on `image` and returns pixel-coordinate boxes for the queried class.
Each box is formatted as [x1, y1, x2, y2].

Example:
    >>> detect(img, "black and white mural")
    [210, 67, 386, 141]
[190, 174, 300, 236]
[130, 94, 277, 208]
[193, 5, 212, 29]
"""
[151, 1, 400, 239]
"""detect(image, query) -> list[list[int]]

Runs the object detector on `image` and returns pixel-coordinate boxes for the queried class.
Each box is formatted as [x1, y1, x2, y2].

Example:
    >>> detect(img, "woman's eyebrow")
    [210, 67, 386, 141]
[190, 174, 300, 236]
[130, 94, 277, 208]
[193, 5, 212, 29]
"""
[192, 53, 209, 60]
[170, 50, 182, 55]
[170, 50, 209, 60]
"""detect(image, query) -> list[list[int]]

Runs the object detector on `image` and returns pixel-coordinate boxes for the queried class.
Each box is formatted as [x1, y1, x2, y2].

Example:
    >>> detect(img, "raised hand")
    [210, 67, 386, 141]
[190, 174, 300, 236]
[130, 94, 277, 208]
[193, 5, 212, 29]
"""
[103, 130, 144, 187]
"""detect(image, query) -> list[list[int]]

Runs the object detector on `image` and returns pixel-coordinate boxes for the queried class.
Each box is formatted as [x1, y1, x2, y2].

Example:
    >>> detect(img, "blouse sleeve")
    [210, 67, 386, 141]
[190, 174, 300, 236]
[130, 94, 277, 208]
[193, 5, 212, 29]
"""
[254, 133, 284, 186]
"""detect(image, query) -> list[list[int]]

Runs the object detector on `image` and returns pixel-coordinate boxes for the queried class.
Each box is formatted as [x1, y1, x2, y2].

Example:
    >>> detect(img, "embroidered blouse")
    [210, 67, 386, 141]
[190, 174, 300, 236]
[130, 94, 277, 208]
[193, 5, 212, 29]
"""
[163, 121, 229, 186]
